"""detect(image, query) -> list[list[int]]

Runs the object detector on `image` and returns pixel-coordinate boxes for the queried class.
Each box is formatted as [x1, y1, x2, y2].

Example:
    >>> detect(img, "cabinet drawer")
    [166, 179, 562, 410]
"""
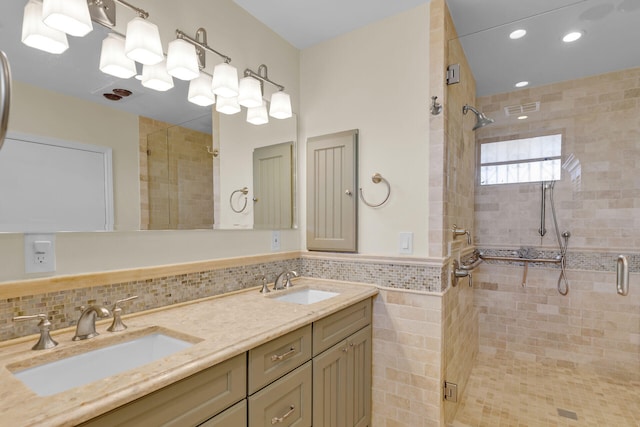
[80, 353, 246, 427]
[248, 324, 312, 394]
[248, 361, 312, 427]
[200, 399, 247, 427]
[313, 298, 371, 356]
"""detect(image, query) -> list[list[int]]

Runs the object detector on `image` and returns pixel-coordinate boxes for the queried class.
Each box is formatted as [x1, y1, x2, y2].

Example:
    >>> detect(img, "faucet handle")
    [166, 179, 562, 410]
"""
[13, 314, 58, 350]
[257, 275, 270, 294]
[107, 296, 138, 332]
[284, 270, 299, 288]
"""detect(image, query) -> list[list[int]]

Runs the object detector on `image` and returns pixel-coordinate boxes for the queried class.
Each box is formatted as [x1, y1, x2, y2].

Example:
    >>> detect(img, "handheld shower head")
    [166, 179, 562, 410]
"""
[463, 104, 494, 130]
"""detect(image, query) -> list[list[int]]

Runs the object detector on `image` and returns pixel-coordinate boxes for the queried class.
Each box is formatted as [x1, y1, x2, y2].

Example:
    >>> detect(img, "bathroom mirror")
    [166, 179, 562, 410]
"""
[0, 0, 298, 232]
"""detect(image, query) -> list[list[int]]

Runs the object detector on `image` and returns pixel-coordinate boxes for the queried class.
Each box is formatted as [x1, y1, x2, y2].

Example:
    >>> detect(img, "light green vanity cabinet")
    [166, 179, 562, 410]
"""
[80, 298, 372, 427]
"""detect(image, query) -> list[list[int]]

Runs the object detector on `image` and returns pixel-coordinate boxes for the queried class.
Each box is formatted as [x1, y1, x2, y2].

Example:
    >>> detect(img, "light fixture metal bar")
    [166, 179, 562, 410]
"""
[114, 0, 149, 18]
[244, 65, 285, 92]
[176, 29, 231, 64]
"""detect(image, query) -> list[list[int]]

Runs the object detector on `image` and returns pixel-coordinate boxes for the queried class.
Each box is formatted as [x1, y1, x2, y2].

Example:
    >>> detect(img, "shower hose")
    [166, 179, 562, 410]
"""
[548, 181, 569, 295]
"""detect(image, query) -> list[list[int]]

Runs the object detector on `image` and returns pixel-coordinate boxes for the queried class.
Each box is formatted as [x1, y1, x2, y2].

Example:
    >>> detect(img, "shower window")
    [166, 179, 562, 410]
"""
[479, 134, 562, 185]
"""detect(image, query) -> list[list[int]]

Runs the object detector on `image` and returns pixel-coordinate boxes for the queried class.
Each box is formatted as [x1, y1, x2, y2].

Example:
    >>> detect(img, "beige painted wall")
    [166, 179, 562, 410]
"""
[299, 4, 431, 257]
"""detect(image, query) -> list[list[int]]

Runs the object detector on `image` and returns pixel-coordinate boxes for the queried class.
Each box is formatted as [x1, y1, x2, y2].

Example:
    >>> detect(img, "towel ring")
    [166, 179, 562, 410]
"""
[359, 173, 391, 208]
[230, 187, 249, 213]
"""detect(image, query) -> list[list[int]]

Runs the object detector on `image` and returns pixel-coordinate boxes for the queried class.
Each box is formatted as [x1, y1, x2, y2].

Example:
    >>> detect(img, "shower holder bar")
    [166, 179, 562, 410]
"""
[479, 253, 561, 288]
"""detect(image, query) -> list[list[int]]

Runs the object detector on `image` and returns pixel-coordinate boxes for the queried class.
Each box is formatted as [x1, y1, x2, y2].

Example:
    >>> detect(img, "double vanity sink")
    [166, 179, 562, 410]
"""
[0, 278, 375, 426]
[11, 286, 340, 397]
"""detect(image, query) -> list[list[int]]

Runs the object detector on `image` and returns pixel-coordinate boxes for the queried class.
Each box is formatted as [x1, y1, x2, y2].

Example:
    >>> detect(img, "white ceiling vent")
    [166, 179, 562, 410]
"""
[504, 101, 540, 116]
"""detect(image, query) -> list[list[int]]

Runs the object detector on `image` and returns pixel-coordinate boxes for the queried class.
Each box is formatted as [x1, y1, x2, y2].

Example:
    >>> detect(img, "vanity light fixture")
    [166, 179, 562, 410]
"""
[174, 28, 239, 99]
[269, 91, 292, 119]
[216, 96, 241, 115]
[42, 0, 93, 37]
[188, 73, 216, 106]
[246, 100, 269, 125]
[125, 17, 164, 65]
[21, 0, 69, 54]
[238, 76, 263, 108]
[166, 39, 200, 81]
[244, 64, 293, 121]
[99, 33, 137, 79]
[141, 59, 174, 92]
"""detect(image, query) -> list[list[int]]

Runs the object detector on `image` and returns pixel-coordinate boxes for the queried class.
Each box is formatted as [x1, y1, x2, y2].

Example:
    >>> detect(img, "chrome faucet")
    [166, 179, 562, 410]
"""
[72, 305, 111, 341]
[273, 270, 299, 290]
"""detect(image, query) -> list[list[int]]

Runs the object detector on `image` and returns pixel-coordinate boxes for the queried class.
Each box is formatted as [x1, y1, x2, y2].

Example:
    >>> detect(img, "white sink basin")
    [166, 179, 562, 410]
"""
[273, 288, 339, 305]
[12, 333, 193, 396]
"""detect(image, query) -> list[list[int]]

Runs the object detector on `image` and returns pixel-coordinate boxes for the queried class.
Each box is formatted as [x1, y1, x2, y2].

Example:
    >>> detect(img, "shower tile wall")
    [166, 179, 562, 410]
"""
[474, 67, 640, 378]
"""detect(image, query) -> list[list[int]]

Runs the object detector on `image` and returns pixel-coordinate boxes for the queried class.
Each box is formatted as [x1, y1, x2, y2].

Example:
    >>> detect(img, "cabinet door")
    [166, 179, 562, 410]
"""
[306, 129, 358, 252]
[312, 337, 348, 426]
[346, 325, 372, 427]
[313, 325, 372, 427]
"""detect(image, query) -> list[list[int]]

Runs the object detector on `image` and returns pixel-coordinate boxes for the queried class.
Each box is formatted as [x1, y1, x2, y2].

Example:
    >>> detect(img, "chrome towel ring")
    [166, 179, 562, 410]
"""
[359, 173, 390, 208]
[230, 187, 249, 213]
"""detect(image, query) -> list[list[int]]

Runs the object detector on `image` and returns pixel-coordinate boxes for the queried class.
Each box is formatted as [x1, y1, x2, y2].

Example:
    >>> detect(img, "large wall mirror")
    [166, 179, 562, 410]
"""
[0, 0, 297, 233]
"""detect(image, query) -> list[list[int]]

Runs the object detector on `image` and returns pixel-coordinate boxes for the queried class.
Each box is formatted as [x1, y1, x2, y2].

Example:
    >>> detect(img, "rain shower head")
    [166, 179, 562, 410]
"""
[463, 104, 494, 130]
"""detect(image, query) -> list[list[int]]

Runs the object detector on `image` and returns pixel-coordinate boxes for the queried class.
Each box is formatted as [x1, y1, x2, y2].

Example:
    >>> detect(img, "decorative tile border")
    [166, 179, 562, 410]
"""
[301, 255, 446, 293]
[0, 258, 301, 342]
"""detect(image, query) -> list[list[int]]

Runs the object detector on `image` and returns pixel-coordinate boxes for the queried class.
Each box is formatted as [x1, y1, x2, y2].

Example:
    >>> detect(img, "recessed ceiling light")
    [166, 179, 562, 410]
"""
[518, 115, 528, 120]
[562, 31, 583, 42]
[515, 81, 529, 88]
[509, 29, 527, 40]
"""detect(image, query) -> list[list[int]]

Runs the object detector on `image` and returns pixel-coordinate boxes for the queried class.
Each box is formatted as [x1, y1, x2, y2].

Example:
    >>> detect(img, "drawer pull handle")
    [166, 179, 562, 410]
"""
[271, 405, 295, 424]
[271, 347, 296, 362]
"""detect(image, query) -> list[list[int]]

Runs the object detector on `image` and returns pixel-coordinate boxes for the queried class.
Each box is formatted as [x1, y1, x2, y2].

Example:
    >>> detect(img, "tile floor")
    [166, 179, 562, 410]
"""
[451, 353, 640, 427]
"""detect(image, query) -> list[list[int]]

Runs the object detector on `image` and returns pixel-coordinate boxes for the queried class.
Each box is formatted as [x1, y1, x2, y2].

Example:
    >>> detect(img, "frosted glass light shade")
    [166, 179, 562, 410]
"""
[99, 33, 136, 79]
[188, 74, 216, 107]
[166, 39, 200, 81]
[216, 96, 241, 115]
[211, 63, 239, 98]
[141, 60, 174, 92]
[22, 0, 69, 54]
[42, 0, 93, 37]
[238, 76, 263, 108]
[125, 17, 164, 65]
[247, 101, 269, 125]
[269, 91, 292, 119]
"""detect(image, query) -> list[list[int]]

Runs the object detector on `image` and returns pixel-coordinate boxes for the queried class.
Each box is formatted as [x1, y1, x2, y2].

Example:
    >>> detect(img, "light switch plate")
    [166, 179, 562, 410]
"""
[24, 233, 56, 273]
[271, 230, 281, 251]
[399, 232, 413, 254]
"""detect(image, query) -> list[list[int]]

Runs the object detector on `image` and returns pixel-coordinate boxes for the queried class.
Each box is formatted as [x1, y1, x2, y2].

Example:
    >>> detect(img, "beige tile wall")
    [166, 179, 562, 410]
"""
[372, 288, 444, 427]
[473, 67, 640, 377]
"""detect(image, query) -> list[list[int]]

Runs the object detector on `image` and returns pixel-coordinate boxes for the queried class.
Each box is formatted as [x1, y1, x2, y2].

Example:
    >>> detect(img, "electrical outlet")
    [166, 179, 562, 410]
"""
[271, 230, 281, 251]
[24, 234, 56, 274]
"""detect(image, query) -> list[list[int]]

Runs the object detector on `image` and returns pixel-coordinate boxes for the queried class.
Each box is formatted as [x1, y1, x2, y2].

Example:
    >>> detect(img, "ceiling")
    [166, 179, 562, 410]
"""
[236, 0, 640, 96]
[1, 0, 639, 130]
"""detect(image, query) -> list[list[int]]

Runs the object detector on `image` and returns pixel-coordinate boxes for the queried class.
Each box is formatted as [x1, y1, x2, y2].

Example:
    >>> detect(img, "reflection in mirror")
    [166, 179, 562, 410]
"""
[140, 115, 214, 230]
[216, 113, 296, 229]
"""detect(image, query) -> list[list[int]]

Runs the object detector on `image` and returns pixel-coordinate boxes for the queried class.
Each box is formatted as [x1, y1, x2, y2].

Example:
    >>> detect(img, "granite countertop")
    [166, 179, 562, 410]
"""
[0, 277, 378, 426]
